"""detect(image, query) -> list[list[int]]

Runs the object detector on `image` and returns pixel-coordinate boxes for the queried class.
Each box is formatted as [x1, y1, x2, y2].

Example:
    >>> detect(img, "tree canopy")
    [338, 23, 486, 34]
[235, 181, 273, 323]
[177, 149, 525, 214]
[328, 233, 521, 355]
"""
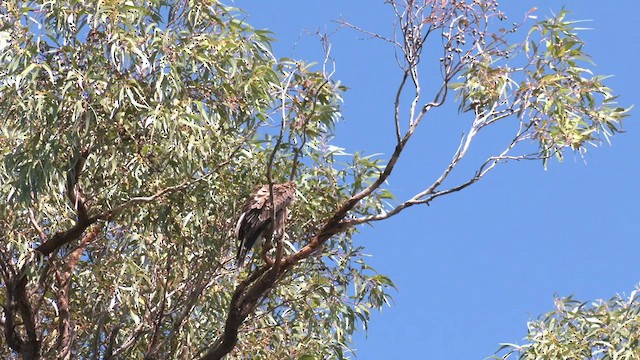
[0, 1, 630, 359]
[495, 292, 640, 359]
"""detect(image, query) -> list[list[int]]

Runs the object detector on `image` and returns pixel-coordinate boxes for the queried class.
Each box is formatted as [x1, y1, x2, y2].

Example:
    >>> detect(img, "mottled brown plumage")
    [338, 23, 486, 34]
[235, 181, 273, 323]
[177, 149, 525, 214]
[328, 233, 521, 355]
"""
[235, 181, 296, 267]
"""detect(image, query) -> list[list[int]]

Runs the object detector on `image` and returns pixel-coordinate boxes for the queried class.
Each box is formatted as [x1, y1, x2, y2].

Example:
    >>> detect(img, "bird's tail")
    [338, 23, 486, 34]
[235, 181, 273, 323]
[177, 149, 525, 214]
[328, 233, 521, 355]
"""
[236, 238, 248, 268]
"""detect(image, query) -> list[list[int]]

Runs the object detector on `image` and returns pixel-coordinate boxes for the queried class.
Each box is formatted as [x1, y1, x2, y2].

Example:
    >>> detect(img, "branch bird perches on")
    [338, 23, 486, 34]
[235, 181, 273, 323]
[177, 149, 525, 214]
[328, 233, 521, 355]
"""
[235, 181, 296, 267]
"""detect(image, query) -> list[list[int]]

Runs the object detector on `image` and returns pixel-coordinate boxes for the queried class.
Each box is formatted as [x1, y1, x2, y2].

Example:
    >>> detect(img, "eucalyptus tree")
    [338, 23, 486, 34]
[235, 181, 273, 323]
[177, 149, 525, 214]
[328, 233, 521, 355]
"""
[495, 291, 640, 359]
[0, 1, 627, 359]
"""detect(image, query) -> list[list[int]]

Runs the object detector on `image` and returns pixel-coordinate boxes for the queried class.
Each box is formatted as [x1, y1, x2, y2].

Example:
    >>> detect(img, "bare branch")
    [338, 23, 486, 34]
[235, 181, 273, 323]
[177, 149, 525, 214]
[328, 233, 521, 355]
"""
[319, 32, 336, 79]
[334, 17, 400, 46]
[93, 175, 207, 221]
[344, 121, 536, 226]
[393, 71, 409, 143]
[28, 207, 46, 243]
[111, 323, 147, 358]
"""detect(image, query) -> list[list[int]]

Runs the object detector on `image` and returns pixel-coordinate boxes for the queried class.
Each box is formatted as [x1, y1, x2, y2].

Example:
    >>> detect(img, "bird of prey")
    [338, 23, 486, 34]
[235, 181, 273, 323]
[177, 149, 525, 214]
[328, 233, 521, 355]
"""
[235, 181, 296, 267]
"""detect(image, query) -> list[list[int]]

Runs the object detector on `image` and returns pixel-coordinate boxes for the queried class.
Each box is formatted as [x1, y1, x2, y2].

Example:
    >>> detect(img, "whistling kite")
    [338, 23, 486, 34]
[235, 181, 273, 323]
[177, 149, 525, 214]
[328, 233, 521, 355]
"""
[235, 181, 296, 267]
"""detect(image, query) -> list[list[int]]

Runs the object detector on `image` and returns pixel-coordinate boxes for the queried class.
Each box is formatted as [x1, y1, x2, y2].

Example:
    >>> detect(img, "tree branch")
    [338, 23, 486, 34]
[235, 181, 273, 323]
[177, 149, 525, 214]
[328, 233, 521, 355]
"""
[28, 207, 46, 243]
[200, 264, 272, 359]
[111, 322, 147, 358]
[144, 260, 173, 359]
[35, 148, 92, 257]
[4, 267, 40, 359]
[344, 121, 536, 226]
[51, 225, 99, 360]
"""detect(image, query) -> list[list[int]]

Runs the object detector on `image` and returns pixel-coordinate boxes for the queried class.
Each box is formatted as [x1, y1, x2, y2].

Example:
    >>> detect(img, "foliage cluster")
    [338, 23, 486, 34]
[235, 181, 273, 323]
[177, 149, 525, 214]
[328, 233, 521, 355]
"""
[496, 291, 640, 359]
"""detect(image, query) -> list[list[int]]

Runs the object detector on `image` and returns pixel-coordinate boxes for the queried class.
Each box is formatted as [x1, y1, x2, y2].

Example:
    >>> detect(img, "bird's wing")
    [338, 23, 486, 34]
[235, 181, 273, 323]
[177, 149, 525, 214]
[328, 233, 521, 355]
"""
[237, 182, 295, 230]
[240, 185, 269, 222]
[246, 185, 269, 209]
[235, 182, 296, 266]
[236, 209, 270, 265]
[234, 211, 246, 240]
[236, 185, 271, 265]
[272, 182, 296, 213]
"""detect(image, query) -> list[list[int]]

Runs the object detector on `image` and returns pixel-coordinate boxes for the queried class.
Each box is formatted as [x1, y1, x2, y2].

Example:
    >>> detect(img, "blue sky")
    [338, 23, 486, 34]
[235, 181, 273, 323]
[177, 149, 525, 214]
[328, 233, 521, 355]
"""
[235, 1, 640, 359]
